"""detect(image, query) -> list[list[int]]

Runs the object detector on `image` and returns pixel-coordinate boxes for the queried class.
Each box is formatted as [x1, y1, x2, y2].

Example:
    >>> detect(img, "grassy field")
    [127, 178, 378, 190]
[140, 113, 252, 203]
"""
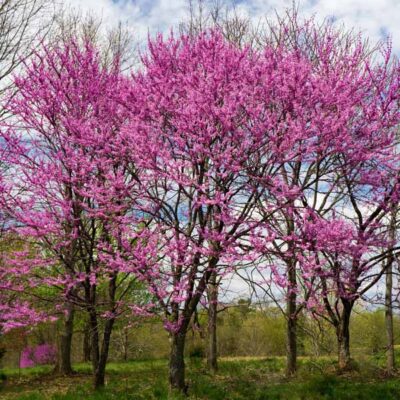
[1, 355, 400, 399]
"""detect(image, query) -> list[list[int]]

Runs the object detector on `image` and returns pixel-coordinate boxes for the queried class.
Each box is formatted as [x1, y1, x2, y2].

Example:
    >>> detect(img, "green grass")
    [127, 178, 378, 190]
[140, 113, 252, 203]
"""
[1, 356, 400, 400]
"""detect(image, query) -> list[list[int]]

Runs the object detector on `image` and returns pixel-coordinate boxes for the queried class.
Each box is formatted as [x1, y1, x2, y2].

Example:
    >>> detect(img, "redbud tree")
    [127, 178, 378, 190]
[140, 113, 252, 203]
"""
[0, 39, 150, 387]
[0, 15, 399, 395]
[120, 31, 279, 391]
[0, 168, 48, 333]
[257, 28, 400, 374]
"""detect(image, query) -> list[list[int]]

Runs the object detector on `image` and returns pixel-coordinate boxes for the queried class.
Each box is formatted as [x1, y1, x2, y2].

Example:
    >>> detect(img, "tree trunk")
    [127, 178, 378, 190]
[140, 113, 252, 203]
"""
[89, 308, 100, 378]
[54, 302, 74, 375]
[93, 318, 115, 389]
[286, 308, 297, 377]
[207, 271, 218, 373]
[385, 209, 396, 374]
[337, 299, 352, 371]
[83, 318, 91, 363]
[286, 259, 297, 377]
[386, 262, 395, 373]
[169, 330, 187, 393]
[123, 327, 128, 362]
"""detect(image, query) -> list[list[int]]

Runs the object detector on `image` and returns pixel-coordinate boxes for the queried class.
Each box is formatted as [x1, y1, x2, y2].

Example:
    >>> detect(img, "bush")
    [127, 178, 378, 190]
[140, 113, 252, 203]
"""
[20, 344, 57, 368]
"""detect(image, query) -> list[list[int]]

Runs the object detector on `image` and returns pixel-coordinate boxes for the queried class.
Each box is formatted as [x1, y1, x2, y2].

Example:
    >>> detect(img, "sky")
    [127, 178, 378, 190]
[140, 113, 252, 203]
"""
[63, 0, 400, 53]
[60, 0, 398, 302]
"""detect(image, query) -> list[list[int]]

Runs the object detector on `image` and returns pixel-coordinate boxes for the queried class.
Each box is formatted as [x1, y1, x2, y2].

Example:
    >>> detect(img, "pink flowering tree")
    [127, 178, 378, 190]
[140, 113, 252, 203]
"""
[0, 39, 150, 387]
[295, 41, 400, 371]
[297, 106, 400, 370]
[0, 170, 48, 334]
[0, 244, 49, 334]
[239, 17, 400, 375]
[0, 294, 47, 334]
[119, 31, 280, 391]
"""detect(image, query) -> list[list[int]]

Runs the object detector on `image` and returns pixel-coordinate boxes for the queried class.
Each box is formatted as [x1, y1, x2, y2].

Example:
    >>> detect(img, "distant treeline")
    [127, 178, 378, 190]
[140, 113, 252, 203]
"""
[1, 302, 396, 369]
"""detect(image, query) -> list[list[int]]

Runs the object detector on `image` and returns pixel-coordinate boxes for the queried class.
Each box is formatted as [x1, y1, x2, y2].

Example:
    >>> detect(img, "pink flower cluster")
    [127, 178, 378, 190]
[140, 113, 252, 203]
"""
[0, 20, 399, 343]
[20, 344, 57, 368]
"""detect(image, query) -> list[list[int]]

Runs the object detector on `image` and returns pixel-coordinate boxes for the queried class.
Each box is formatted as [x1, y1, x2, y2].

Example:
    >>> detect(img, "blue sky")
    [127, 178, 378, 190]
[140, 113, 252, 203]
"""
[64, 0, 400, 53]
[59, 0, 399, 301]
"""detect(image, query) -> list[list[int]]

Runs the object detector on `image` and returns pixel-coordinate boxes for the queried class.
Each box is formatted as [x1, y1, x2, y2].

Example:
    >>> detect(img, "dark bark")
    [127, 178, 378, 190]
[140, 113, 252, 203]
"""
[286, 258, 297, 377]
[54, 302, 74, 375]
[286, 307, 297, 376]
[336, 299, 353, 371]
[385, 261, 395, 373]
[83, 318, 91, 363]
[90, 274, 117, 390]
[207, 270, 218, 373]
[167, 256, 220, 392]
[89, 308, 100, 375]
[93, 318, 115, 389]
[169, 330, 187, 393]
[167, 256, 219, 392]
[385, 210, 396, 374]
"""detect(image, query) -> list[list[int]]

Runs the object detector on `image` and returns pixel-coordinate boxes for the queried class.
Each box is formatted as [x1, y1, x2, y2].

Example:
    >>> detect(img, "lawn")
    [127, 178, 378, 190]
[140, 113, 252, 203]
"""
[1, 356, 400, 399]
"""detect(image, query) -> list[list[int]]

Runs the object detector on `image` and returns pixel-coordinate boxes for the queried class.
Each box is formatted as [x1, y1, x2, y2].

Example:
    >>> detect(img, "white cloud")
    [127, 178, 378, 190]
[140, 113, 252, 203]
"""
[63, 0, 188, 41]
[62, 0, 400, 52]
[301, 0, 400, 50]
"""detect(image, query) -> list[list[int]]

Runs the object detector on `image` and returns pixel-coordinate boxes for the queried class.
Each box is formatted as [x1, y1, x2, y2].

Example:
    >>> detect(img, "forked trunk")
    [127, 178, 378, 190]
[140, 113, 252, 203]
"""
[89, 274, 117, 389]
[168, 258, 217, 392]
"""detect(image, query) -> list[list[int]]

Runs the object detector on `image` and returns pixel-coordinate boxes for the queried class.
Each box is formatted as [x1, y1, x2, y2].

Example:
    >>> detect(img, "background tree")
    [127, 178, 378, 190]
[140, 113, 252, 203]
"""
[0, 0, 54, 118]
[0, 38, 150, 387]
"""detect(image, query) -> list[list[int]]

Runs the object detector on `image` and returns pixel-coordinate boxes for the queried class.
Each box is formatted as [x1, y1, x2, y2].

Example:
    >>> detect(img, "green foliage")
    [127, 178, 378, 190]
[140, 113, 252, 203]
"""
[350, 310, 388, 355]
[187, 344, 204, 359]
[0, 371, 6, 387]
[2, 302, 397, 371]
[206, 305, 286, 357]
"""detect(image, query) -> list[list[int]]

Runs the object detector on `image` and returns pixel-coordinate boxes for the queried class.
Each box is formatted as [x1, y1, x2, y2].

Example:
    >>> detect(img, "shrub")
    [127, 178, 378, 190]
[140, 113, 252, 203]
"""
[20, 344, 57, 368]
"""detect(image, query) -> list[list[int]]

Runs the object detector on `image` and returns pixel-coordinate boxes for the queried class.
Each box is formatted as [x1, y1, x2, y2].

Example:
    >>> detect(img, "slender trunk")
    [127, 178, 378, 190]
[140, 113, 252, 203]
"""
[286, 309, 297, 377]
[337, 299, 352, 371]
[89, 308, 100, 375]
[286, 258, 297, 377]
[169, 330, 187, 393]
[386, 209, 396, 374]
[94, 318, 115, 389]
[123, 328, 128, 362]
[207, 271, 218, 373]
[386, 261, 395, 373]
[54, 302, 74, 375]
[83, 319, 91, 363]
